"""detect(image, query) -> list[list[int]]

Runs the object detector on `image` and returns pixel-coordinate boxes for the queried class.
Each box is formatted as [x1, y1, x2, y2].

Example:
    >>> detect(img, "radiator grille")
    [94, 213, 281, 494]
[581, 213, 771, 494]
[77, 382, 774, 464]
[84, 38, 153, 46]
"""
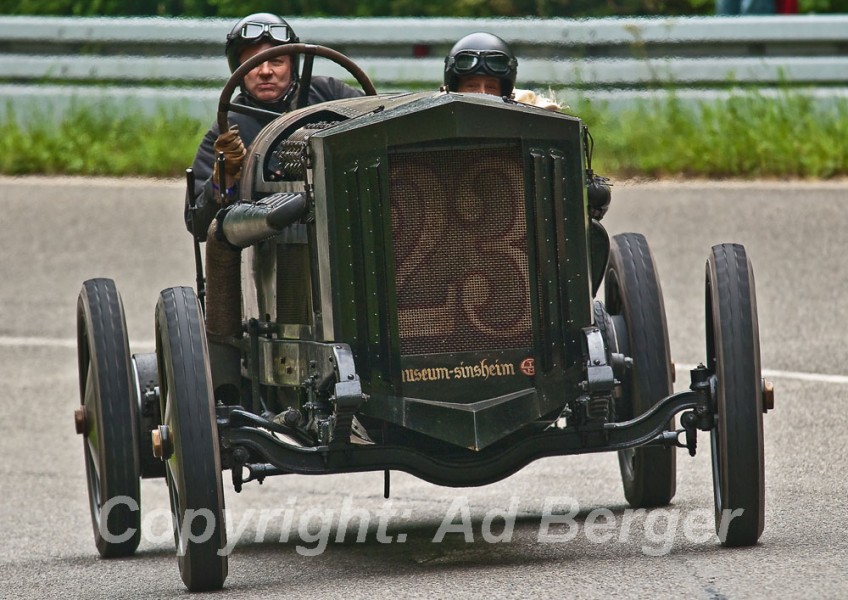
[389, 145, 532, 355]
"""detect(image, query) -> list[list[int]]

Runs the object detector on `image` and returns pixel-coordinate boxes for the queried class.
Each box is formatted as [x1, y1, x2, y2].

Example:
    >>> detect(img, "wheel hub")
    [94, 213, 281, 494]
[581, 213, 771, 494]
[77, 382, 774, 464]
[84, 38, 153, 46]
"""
[74, 405, 87, 435]
[762, 378, 775, 412]
[151, 425, 173, 460]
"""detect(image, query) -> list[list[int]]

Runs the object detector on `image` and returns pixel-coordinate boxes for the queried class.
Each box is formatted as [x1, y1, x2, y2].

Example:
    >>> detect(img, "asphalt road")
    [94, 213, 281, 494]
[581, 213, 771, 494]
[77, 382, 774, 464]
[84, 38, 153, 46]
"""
[1, 177, 845, 599]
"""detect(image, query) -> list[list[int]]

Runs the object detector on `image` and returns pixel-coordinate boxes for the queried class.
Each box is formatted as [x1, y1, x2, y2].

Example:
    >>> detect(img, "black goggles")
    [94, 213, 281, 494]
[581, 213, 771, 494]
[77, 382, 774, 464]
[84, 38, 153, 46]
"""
[232, 22, 295, 44]
[447, 50, 516, 75]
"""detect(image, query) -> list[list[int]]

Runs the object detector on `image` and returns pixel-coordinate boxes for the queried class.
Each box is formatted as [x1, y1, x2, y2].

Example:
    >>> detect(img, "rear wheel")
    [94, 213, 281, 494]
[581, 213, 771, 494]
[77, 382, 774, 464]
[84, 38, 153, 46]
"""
[605, 233, 676, 508]
[156, 286, 228, 591]
[77, 278, 141, 557]
[706, 244, 765, 546]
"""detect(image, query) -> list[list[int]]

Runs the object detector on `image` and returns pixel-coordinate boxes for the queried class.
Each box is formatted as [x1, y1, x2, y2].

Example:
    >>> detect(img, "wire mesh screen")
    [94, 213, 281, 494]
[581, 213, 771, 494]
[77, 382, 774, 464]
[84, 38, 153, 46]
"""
[390, 144, 532, 355]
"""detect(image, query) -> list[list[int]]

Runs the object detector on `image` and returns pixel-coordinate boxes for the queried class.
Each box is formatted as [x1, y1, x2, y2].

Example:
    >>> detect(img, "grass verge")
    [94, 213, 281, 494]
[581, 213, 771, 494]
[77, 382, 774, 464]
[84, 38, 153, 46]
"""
[1, 89, 845, 179]
[0, 104, 208, 178]
[570, 89, 848, 179]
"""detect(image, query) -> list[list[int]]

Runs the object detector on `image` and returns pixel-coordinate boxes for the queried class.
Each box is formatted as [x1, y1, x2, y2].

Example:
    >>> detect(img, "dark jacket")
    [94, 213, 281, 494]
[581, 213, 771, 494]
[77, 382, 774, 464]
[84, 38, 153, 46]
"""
[186, 76, 363, 239]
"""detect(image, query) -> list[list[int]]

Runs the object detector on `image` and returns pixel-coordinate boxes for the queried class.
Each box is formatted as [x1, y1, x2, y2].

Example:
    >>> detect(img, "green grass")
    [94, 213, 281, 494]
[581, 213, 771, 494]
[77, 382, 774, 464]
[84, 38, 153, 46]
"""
[1, 89, 846, 179]
[0, 103, 208, 177]
[570, 89, 848, 179]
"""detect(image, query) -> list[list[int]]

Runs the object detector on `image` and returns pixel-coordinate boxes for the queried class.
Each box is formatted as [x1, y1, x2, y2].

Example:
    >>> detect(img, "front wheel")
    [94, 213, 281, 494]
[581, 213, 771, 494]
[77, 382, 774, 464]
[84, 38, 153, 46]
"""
[706, 244, 765, 546]
[156, 287, 228, 591]
[605, 233, 676, 508]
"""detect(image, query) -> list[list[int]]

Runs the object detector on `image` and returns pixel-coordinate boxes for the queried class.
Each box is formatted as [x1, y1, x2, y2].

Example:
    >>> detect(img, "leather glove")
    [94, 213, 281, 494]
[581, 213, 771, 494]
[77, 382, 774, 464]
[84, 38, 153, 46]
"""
[211, 125, 245, 195]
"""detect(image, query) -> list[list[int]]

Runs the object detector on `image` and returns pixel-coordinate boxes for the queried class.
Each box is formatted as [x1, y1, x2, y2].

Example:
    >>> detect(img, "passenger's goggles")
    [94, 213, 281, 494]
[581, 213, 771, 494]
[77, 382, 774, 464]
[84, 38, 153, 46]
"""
[447, 50, 516, 75]
[232, 22, 295, 44]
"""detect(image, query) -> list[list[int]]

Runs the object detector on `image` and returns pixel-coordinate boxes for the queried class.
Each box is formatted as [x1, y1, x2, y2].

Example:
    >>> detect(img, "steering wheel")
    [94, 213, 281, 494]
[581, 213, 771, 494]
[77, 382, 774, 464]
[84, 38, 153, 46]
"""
[217, 43, 377, 133]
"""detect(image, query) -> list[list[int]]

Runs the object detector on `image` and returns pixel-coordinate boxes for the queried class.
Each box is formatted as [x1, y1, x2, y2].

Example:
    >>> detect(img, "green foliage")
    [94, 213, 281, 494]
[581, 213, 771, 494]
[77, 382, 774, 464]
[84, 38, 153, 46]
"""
[2, 0, 215, 15]
[1, 90, 845, 179]
[0, 103, 206, 177]
[571, 89, 848, 179]
[799, 0, 848, 11]
[3, 0, 846, 15]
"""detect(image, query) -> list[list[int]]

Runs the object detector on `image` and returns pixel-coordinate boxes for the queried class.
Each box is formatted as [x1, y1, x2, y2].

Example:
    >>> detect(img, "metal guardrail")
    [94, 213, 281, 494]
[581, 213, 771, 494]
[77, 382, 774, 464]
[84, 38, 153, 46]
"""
[1, 15, 846, 121]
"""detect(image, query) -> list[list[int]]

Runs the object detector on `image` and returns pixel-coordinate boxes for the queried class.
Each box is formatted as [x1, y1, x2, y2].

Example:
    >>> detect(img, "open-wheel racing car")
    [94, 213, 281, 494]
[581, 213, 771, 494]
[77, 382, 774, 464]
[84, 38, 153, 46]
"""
[74, 44, 773, 592]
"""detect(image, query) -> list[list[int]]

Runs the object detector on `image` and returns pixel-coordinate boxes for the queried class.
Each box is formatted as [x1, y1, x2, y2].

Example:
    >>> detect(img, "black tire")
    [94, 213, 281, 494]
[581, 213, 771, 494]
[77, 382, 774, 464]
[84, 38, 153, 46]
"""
[706, 244, 765, 547]
[605, 233, 676, 508]
[77, 278, 141, 558]
[156, 287, 228, 592]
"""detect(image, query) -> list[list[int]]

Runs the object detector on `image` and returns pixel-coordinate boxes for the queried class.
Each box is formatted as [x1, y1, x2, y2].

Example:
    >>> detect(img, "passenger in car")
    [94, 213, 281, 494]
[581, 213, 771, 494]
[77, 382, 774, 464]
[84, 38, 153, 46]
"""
[444, 33, 610, 221]
[186, 12, 363, 241]
[443, 32, 560, 111]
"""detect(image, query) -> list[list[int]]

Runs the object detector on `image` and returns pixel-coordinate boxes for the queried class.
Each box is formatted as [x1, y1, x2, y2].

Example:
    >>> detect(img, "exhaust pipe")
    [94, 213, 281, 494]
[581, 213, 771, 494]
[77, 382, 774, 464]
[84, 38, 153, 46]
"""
[205, 192, 307, 338]
[218, 192, 307, 249]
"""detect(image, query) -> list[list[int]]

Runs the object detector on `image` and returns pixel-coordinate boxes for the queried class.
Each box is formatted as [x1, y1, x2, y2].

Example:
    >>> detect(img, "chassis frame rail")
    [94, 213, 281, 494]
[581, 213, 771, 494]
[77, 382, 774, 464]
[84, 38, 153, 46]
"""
[220, 376, 708, 488]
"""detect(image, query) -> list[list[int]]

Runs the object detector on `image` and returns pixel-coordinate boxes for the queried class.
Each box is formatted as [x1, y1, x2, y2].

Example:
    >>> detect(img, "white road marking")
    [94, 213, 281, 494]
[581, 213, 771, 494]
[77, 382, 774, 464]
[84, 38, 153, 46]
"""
[0, 336, 78, 349]
[676, 363, 848, 385]
[0, 336, 155, 351]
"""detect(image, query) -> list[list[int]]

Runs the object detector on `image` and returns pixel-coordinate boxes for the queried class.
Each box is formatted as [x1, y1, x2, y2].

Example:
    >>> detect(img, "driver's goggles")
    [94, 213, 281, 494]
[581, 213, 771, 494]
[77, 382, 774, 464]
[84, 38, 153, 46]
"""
[448, 50, 516, 75]
[235, 22, 295, 43]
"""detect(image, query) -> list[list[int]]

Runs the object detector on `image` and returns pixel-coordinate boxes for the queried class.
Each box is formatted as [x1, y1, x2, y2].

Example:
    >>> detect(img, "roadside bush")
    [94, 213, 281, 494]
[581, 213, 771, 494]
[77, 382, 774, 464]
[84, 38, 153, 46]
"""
[2, 90, 845, 179]
[3, 0, 847, 16]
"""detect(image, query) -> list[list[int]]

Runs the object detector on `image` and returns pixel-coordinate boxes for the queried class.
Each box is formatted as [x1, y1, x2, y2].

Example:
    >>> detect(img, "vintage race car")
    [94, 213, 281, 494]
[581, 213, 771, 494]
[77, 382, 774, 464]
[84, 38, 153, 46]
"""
[74, 45, 772, 592]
